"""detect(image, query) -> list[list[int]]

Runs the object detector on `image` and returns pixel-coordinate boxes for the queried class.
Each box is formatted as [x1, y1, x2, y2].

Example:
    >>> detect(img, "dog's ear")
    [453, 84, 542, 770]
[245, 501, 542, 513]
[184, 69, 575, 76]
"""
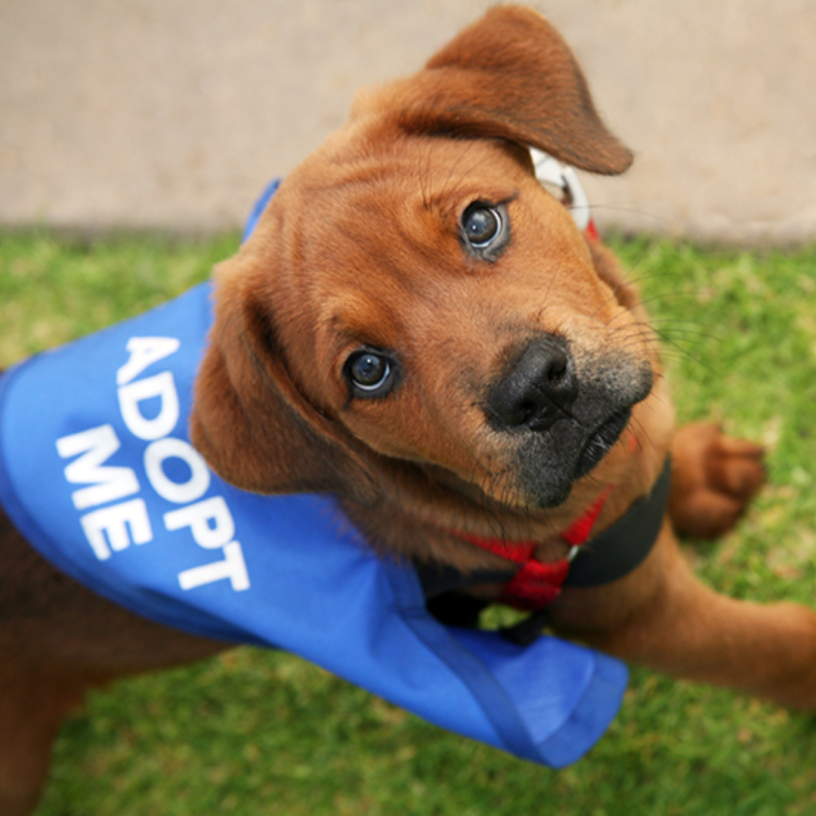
[394, 5, 632, 175]
[190, 255, 381, 507]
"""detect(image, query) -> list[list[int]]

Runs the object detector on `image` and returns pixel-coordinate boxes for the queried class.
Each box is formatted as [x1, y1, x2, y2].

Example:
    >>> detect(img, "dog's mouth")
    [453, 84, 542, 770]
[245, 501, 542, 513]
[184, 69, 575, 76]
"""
[573, 407, 632, 480]
[511, 402, 636, 510]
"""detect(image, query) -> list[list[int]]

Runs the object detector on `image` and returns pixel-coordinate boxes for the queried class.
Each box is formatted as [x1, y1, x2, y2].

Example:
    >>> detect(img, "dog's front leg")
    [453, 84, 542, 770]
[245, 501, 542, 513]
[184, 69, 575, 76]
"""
[0, 664, 91, 816]
[549, 523, 816, 711]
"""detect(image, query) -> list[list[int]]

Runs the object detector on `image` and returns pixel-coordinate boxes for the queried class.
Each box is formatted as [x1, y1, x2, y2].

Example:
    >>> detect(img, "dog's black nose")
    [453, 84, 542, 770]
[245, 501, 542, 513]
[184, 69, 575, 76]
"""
[487, 337, 578, 432]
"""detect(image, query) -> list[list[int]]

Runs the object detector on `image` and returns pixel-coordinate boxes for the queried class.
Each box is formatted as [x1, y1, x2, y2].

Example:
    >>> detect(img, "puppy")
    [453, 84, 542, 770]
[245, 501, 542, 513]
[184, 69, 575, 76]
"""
[2, 6, 815, 814]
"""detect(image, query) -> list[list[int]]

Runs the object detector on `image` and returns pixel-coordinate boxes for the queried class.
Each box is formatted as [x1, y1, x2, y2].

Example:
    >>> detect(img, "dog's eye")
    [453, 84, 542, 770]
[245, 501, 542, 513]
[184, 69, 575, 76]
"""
[460, 202, 509, 261]
[345, 349, 398, 398]
[463, 205, 500, 246]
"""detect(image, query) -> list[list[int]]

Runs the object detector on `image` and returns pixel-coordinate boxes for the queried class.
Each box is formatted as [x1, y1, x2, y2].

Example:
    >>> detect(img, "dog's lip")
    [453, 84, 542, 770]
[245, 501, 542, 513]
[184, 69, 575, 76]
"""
[572, 407, 632, 480]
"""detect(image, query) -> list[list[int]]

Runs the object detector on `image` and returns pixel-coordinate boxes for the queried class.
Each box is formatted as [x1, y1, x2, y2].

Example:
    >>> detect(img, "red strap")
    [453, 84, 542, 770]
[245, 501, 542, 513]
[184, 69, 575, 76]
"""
[451, 485, 613, 610]
[559, 485, 614, 547]
[559, 435, 638, 546]
[501, 558, 570, 608]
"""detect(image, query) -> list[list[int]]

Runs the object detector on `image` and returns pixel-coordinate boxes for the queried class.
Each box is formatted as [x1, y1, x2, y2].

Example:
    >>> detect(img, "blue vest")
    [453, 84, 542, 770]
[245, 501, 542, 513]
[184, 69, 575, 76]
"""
[0, 181, 628, 768]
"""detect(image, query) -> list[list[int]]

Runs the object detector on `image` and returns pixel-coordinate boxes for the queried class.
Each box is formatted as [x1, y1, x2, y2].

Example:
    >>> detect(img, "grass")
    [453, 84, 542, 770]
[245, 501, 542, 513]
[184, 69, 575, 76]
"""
[2, 229, 816, 814]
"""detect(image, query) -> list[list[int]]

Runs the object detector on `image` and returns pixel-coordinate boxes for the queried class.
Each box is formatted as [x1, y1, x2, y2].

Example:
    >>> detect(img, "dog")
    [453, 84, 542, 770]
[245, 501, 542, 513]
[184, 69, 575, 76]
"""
[3, 5, 816, 814]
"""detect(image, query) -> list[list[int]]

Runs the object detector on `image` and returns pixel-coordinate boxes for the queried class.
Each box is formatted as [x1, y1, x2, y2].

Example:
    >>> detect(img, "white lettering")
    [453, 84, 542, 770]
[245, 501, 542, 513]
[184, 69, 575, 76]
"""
[144, 437, 210, 504]
[57, 335, 252, 593]
[116, 337, 181, 386]
[178, 542, 250, 591]
[118, 371, 180, 440]
[57, 425, 140, 510]
[164, 496, 235, 549]
[80, 498, 153, 560]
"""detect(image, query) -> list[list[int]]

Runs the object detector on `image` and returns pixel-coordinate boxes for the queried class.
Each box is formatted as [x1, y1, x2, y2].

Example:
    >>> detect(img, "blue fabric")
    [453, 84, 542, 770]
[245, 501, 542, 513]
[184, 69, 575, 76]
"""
[0, 181, 629, 768]
[242, 179, 281, 244]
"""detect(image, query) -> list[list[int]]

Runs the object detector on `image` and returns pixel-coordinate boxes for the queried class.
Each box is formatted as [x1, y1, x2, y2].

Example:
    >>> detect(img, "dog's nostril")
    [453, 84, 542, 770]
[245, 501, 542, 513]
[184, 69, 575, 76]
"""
[516, 400, 538, 425]
[487, 337, 577, 432]
[546, 356, 567, 383]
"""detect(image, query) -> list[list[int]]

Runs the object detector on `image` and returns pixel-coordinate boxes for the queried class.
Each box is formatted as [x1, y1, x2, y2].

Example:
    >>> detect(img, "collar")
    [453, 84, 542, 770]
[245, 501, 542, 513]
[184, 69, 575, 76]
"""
[421, 457, 672, 637]
[447, 433, 641, 610]
[447, 481, 614, 610]
[531, 149, 598, 240]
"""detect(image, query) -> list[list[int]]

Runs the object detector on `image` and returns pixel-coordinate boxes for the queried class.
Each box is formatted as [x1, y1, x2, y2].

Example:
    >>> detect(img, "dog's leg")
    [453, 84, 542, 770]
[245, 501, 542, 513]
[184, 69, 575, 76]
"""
[0, 513, 230, 814]
[551, 524, 816, 710]
[669, 421, 766, 539]
[0, 663, 94, 816]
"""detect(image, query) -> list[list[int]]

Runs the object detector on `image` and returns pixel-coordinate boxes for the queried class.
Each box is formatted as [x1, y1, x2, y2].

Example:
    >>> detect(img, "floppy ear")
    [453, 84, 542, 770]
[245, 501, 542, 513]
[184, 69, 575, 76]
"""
[189, 254, 381, 507]
[393, 5, 632, 175]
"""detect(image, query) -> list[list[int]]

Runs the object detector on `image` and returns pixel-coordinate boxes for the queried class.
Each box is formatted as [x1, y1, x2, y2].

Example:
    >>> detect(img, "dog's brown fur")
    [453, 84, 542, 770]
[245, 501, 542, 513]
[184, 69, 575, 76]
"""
[3, 7, 816, 814]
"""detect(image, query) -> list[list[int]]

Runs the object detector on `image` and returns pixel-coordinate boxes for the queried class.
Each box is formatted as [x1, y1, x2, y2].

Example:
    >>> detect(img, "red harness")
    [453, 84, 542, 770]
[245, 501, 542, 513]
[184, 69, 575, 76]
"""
[450, 483, 613, 610]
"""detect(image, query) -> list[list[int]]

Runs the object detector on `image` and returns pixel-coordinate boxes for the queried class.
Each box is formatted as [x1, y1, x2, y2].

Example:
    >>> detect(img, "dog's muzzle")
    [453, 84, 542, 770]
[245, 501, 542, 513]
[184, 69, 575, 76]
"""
[485, 335, 652, 507]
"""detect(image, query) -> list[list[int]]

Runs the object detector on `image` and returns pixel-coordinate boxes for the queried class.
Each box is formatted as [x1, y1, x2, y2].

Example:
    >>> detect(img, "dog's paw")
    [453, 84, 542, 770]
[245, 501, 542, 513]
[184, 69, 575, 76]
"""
[668, 422, 765, 540]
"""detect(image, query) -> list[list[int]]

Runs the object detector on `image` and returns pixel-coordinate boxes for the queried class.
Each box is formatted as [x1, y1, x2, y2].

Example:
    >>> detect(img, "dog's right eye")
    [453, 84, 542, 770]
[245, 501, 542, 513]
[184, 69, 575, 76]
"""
[460, 202, 509, 261]
[344, 349, 398, 398]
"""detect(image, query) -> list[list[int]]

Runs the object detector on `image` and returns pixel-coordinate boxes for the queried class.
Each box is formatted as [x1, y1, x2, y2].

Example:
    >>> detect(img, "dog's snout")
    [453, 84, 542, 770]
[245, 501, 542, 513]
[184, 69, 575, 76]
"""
[487, 337, 577, 432]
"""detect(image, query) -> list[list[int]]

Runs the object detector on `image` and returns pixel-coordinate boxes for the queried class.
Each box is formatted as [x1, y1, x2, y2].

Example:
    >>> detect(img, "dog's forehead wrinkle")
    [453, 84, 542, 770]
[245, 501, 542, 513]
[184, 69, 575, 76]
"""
[421, 140, 512, 204]
[311, 129, 528, 214]
[323, 293, 409, 358]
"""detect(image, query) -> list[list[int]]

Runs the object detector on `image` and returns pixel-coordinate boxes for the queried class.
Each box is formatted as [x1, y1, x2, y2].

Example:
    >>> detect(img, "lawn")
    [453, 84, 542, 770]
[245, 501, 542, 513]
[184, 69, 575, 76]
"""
[2, 230, 816, 815]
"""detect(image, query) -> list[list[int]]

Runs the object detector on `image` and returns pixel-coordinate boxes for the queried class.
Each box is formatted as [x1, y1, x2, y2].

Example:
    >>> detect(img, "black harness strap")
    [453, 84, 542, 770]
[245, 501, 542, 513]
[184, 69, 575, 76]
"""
[564, 456, 672, 588]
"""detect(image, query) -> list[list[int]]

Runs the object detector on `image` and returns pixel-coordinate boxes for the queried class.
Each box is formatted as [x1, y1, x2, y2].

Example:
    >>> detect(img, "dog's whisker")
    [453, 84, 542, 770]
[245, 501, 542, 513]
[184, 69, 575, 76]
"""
[600, 289, 700, 328]
[647, 328, 716, 372]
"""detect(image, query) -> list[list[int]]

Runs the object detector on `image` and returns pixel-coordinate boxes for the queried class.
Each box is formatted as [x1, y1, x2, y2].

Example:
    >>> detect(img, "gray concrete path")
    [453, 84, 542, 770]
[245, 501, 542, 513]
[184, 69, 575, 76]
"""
[2, 0, 815, 243]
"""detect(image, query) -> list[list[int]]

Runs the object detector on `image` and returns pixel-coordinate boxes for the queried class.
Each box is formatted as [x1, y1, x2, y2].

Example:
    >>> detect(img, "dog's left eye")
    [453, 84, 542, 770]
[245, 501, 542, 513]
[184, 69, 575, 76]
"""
[460, 202, 509, 261]
[345, 349, 398, 398]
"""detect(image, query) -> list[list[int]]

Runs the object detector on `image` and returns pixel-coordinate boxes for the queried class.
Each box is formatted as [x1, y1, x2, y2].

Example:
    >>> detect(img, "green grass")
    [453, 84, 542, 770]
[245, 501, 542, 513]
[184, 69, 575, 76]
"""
[2, 230, 816, 814]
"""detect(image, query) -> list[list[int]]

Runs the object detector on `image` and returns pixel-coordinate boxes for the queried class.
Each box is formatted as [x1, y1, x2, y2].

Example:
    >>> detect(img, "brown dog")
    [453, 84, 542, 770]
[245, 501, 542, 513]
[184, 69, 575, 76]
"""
[2, 6, 815, 814]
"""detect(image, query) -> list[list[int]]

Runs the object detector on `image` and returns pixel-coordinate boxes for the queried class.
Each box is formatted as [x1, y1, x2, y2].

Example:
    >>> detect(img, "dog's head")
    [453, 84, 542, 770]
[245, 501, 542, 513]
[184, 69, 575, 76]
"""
[191, 6, 659, 526]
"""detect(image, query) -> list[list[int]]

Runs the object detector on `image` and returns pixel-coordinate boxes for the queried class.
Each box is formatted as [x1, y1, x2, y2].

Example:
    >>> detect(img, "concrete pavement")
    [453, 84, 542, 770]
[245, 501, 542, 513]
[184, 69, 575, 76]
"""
[2, 0, 815, 243]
